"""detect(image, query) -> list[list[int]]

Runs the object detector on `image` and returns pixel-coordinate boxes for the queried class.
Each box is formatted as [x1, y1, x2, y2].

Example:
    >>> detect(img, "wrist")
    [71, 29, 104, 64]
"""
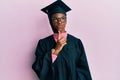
[52, 49, 59, 55]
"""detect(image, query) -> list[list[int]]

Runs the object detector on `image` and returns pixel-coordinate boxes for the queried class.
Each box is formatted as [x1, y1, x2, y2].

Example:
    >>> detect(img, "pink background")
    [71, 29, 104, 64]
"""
[0, 0, 120, 80]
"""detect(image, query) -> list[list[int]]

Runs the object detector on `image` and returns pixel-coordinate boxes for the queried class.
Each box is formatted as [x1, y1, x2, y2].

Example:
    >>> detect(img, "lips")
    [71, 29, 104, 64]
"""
[58, 25, 63, 28]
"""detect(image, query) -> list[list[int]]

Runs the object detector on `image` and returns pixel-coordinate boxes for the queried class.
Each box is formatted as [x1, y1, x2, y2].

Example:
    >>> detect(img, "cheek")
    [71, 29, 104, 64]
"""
[63, 22, 67, 27]
[64, 21, 67, 25]
[52, 22, 57, 27]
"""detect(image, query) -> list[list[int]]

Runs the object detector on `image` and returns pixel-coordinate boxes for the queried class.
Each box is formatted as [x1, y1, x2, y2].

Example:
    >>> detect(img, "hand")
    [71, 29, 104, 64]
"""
[53, 31, 67, 55]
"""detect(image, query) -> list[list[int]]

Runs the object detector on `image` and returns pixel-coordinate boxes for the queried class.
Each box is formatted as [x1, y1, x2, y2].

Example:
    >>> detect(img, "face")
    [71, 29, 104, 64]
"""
[51, 13, 67, 33]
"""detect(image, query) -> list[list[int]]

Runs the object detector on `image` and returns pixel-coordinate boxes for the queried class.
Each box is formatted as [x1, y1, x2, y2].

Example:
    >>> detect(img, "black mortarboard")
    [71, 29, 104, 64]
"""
[41, 0, 71, 16]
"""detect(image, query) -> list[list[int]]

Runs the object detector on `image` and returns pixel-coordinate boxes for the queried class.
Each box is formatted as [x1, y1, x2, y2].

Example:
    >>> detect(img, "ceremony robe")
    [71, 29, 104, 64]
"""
[32, 34, 92, 80]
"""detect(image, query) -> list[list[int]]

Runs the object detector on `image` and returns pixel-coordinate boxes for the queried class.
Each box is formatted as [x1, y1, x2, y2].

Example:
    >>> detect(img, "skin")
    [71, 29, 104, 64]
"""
[51, 13, 67, 55]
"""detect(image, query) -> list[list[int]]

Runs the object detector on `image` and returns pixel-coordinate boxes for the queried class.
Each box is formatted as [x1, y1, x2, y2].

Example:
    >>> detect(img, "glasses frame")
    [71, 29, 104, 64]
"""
[51, 16, 67, 22]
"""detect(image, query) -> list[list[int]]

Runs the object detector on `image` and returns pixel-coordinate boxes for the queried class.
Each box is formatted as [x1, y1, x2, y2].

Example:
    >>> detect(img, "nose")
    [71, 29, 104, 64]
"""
[58, 21, 62, 24]
[57, 19, 62, 24]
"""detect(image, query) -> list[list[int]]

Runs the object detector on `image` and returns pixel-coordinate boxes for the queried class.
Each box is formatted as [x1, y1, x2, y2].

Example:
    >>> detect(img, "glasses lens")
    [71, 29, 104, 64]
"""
[52, 16, 66, 22]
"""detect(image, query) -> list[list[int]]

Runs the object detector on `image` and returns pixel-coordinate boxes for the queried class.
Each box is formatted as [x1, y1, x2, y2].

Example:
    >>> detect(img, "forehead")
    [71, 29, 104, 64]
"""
[52, 13, 66, 18]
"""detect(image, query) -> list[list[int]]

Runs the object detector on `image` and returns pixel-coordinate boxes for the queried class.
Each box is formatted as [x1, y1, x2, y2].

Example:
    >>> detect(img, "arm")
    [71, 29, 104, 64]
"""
[32, 40, 52, 78]
[76, 39, 92, 80]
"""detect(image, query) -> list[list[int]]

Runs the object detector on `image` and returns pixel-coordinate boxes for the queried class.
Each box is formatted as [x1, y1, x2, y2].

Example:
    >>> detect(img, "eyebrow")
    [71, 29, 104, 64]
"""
[52, 16, 66, 18]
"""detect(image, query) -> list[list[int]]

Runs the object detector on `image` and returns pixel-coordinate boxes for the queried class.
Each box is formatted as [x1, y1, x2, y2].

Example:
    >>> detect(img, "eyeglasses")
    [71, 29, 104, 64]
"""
[51, 16, 66, 22]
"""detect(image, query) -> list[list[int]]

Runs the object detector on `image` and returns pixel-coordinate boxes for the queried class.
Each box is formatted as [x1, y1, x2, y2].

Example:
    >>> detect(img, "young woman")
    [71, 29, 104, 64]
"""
[32, 0, 92, 80]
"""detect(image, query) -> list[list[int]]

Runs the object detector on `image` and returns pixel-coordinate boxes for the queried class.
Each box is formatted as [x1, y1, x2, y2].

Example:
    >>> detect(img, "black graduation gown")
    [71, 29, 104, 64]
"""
[32, 34, 92, 80]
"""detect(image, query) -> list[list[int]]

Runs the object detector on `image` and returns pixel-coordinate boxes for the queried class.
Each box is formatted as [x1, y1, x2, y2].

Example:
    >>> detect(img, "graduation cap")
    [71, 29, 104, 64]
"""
[41, 0, 71, 16]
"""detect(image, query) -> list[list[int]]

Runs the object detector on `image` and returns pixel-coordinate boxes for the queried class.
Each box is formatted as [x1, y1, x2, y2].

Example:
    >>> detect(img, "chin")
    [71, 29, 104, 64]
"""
[59, 29, 65, 33]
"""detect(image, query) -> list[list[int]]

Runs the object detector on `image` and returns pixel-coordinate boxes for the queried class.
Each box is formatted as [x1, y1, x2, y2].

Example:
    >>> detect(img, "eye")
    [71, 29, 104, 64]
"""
[51, 16, 66, 22]
[51, 18, 57, 21]
[61, 17, 65, 20]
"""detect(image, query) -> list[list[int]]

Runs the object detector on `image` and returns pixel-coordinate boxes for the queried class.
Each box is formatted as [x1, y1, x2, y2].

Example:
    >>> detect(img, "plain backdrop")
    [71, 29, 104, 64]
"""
[0, 0, 120, 80]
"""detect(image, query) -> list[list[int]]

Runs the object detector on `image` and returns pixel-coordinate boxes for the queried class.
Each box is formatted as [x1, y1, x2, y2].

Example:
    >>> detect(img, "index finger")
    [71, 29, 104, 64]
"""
[58, 30, 60, 40]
